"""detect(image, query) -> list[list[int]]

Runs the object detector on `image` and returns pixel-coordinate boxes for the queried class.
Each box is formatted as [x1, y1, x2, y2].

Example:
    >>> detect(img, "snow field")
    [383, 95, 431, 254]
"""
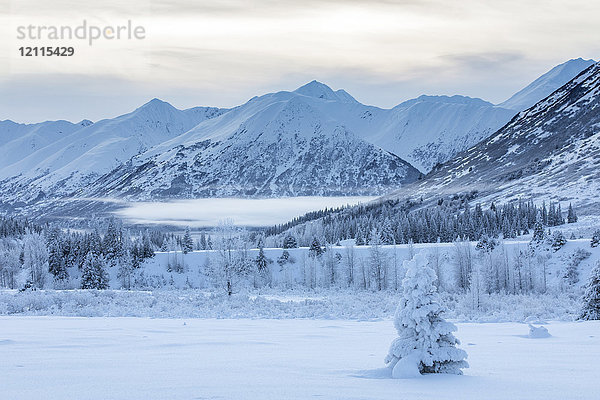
[1, 317, 598, 400]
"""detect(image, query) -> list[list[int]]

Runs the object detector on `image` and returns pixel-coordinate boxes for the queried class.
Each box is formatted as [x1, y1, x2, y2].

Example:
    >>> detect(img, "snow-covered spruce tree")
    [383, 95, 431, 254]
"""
[591, 230, 600, 248]
[199, 233, 208, 250]
[309, 237, 324, 258]
[182, 226, 194, 254]
[567, 203, 578, 224]
[47, 228, 68, 283]
[385, 252, 468, 378]
[579, 261, 600, 320]
[282, 234, 298, 249]
[549, 230, 567, 252]
[103, 218, 123, 268]
[254, 246, 272, 287]
[81, 252, 110, 290]
[531, 213, 546, 244]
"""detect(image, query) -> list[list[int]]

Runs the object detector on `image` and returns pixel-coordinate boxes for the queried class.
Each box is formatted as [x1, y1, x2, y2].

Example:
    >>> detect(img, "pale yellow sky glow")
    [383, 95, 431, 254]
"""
[1, 0, 599, 122]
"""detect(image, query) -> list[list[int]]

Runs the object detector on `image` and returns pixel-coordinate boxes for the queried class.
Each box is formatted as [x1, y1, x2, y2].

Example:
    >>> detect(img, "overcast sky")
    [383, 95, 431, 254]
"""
[1, 0, 599, 123]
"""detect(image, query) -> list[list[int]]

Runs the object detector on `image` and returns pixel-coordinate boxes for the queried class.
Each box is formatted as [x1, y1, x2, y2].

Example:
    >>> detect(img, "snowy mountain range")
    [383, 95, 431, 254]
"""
[0, 58, 595, 217]
[384, 60, 600, 214]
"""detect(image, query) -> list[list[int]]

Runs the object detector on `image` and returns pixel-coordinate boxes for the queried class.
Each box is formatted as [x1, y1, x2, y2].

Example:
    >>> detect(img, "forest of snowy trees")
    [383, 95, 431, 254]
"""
[0, 199, 596, 303]
[0, 217, 161, 290]
[265, 197, 577, 248]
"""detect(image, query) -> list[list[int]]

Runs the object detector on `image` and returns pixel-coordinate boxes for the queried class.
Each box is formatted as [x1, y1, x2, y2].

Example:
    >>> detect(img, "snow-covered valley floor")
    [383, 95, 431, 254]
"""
[1, 317, 598, 400]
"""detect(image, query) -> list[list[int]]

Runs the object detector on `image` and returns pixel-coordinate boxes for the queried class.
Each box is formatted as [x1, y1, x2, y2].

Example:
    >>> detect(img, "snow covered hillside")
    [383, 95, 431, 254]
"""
[0, 101, 226, 204]
[80, 85, 421, 199]
[0, 119, 89, 169]
[383, 61, 600, 215]
[499, 58, 596, 111]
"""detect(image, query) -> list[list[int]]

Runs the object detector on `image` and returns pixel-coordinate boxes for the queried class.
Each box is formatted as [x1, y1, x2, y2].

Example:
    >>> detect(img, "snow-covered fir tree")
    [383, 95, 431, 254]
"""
[199, 233, 208, 250]
[549, 230, 567, 252]
[283, 235, 298, 249]
[282, 234, 298, 249]
[47, 228, 68, 283]
[385, 252, 468, 377]
[309, 237, 324, 258]
[103, 218, 123, 268]
[567, 203, 578, 223]
[579, 261, 600, 320]
[182, 226, 194, 254]
[81, 252, 109, 290]
[255, 247, 271, 274]
[531, 213, 546, 245]
[277, 250, 291, 267]
[591, 230, 600, 248]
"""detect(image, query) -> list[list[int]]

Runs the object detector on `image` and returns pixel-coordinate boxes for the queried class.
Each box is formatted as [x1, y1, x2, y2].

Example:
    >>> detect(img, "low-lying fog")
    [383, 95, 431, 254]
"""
[113, 196, 375, 227]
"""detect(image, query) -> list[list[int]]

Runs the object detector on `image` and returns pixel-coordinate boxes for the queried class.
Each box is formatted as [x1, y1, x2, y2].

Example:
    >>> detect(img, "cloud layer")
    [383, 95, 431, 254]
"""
[2, 0, 599, 122]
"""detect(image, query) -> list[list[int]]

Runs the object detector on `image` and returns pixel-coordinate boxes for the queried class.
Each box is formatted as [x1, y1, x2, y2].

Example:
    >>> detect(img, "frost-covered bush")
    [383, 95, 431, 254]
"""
[580, 261, 600, 320]
[385, 252, 468, 377]
[447, 292, 579, 322]
[563, 248, 591, 287]
[0, 288, 582, 321]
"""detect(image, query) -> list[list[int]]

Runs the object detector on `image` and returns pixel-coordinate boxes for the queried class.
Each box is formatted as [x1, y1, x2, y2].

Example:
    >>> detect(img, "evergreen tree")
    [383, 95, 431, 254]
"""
[385, 252, 468, 377]
[182, 227, 194, 254]
[141, 230, 154, 259]
[579, 261, 600, 320]
[380, 219, 395, 245]
[282, 234, 298, 249]
[531, 213, 546, 244]
[567, 203, 578, 224]
[255, 247, 271, 273]
[81, 252, 109, 290]
[309, 237, 324, 258]
[355, 229, 365, 246]
[103, 219, 123, 267]
[549, 230, 567, 252]
[47, 228, 68, 281]
[475, 234, 498, 252]
[591, 230, 600, 248]
[277, 250, 295, 268]
[200, 233, 208, 250]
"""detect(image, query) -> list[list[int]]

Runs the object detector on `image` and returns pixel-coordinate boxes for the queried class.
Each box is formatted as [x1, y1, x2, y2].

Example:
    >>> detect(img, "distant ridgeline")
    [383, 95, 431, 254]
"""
[264, 195, 578, 247]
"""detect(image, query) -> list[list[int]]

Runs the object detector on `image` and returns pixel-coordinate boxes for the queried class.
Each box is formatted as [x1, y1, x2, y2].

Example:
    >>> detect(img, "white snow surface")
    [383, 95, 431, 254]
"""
[1, 317, 599, 400]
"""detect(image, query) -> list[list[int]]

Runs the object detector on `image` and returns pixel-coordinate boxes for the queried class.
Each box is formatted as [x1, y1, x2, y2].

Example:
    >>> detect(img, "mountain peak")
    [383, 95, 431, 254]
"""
[294, 80, 336, 98]
[138, 98, 175, 111]
[78, 119, 93, 127]
[293, 80, 358, 103]
[499, 58, 596, 111]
